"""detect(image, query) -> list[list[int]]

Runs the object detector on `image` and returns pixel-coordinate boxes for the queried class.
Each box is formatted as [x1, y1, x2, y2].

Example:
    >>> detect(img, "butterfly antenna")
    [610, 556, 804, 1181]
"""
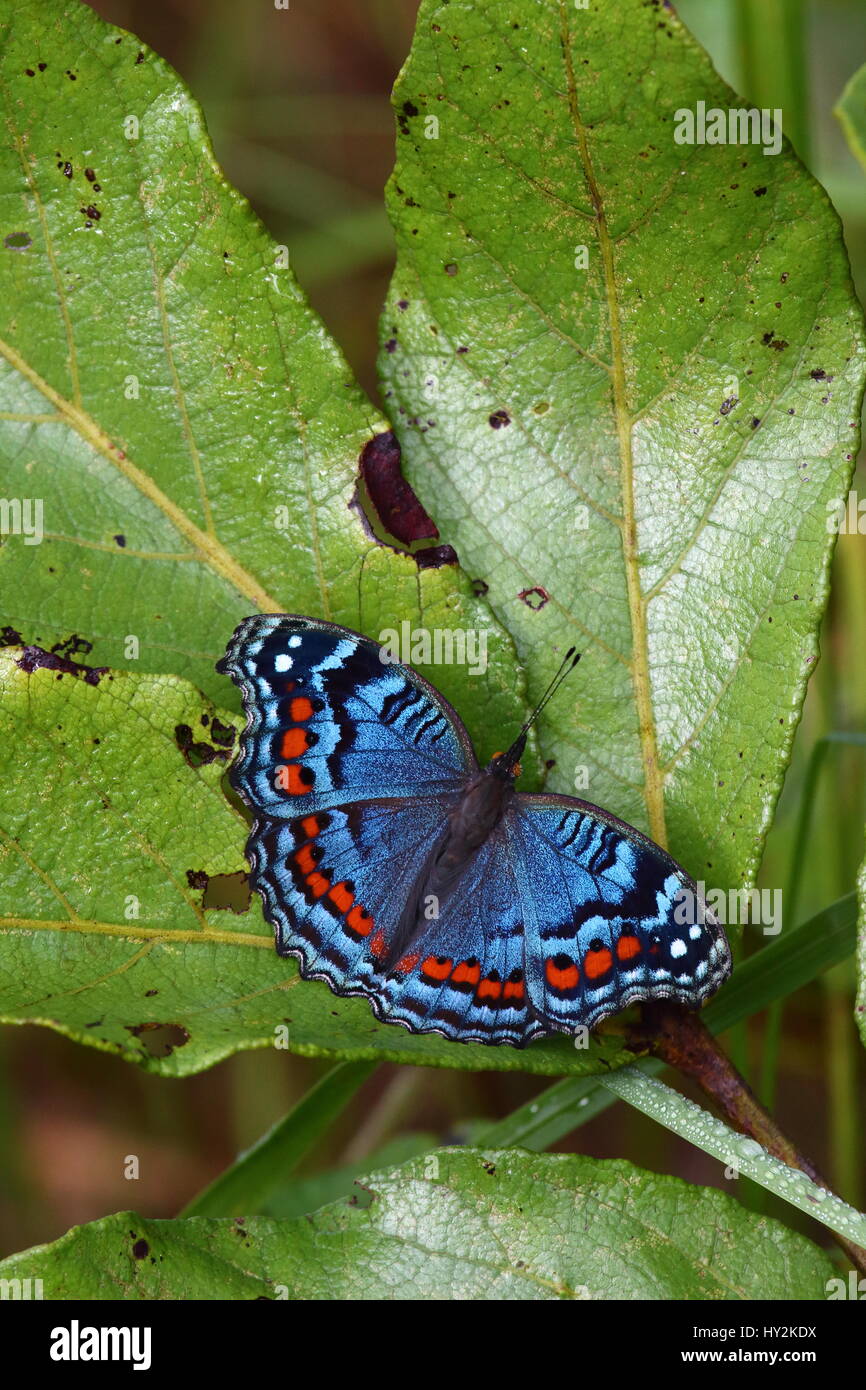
[498, 647, 581, 773]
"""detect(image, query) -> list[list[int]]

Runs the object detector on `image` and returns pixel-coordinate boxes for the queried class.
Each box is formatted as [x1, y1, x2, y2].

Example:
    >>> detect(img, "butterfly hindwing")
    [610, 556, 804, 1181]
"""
[506, 796, 731, 1033]
[218, 614, 476, 819]
[249, 798, 542, 1045]
[250, 797, 454, 989]
[374, 831, 546, 1046]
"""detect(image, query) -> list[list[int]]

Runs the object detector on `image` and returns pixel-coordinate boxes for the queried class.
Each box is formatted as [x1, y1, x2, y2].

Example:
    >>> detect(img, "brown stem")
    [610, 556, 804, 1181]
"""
[629, 1002, 866, 1275]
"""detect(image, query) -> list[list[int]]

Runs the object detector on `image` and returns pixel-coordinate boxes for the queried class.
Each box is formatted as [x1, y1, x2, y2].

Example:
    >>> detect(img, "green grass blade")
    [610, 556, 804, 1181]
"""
[601, 1067, 866, 1247]
[180, 1061, 377, 1217]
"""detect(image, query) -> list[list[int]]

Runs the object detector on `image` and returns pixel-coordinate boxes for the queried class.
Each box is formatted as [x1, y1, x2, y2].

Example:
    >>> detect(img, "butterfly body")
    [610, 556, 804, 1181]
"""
[217, 614, 731, 1047]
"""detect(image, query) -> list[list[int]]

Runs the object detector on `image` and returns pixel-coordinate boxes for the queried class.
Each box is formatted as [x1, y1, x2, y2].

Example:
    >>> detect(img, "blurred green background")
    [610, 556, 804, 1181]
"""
[1, 0, 864, 1260]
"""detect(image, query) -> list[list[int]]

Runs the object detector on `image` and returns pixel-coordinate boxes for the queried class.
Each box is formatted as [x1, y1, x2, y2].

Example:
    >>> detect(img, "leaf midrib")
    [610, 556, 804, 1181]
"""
[558, 1, 666, 847]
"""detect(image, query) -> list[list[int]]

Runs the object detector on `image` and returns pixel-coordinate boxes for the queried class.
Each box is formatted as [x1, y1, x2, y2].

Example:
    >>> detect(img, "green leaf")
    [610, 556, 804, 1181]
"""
[0, 0, 525, 762]
[0, 650, 627, 1076]
[380, 0, 866, 887]
[0, 1150, 835, 1299]
[602, 1067, 866, 1247]
[836, 62, 866, 175]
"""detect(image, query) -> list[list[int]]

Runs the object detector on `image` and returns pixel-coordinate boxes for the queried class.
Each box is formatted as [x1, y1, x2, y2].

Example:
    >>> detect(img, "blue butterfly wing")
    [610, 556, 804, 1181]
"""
[218, 614, 476, 819]
[504, 795, 732, 1033]
[374, 830, 546, 1046]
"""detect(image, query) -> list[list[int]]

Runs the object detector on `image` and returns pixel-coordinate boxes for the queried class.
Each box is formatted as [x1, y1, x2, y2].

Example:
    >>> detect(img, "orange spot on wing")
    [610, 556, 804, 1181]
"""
[284, 764, 312, 795]
[546, 957, 580, 991]
[584, 948, 613, 980]
[503, 979, 525, 1002]
[328, 881, 354, 913]
[616, 934, 641, 962]
[301, 815, 321, 839]
[280, 728, 310, 759]
[452, 960, 481, 986]
[370, 929, 387, 958]
[290, 697, 315, 722]
[395, 952, 420, 973]
[305, 872, 330, 899]
[346, 904, 374, 937]
[477, 976, 502, 1001]
[294, 845, 317, 875]
[422, 956, 453, 982]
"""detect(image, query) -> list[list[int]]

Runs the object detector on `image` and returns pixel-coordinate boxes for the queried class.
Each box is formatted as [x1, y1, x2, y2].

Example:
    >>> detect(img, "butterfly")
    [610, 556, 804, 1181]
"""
[216, 615, 731, 1047]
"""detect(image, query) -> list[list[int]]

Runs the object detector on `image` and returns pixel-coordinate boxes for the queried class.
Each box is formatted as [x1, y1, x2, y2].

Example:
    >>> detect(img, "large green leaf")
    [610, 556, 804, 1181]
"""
[380, 0, 866, 888]
[0, 1150, 834, 1299]
[0, 650, 626, 1076]
[0, 0, 524, 757]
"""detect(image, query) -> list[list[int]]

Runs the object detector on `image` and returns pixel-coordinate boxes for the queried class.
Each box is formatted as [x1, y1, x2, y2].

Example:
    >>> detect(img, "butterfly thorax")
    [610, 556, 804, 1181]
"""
[442, 765, 516, 858]
[382, 765, 515, 970]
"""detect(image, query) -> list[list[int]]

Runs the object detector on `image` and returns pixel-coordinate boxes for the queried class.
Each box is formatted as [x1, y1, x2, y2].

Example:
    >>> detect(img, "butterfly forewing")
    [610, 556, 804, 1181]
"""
[219, 614, 476, 819]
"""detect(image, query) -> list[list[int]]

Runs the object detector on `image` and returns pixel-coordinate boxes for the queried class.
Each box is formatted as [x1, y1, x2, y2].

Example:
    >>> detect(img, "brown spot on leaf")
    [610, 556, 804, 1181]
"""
[16, 644, 107, 685]
[359, 432, 437, 545]
[519, 587, 549, 610]
[415, 544, 458, 569]
[52, 633, 93, 659]
[209, 717, 236, 748]
[175, 724, 230, 767]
